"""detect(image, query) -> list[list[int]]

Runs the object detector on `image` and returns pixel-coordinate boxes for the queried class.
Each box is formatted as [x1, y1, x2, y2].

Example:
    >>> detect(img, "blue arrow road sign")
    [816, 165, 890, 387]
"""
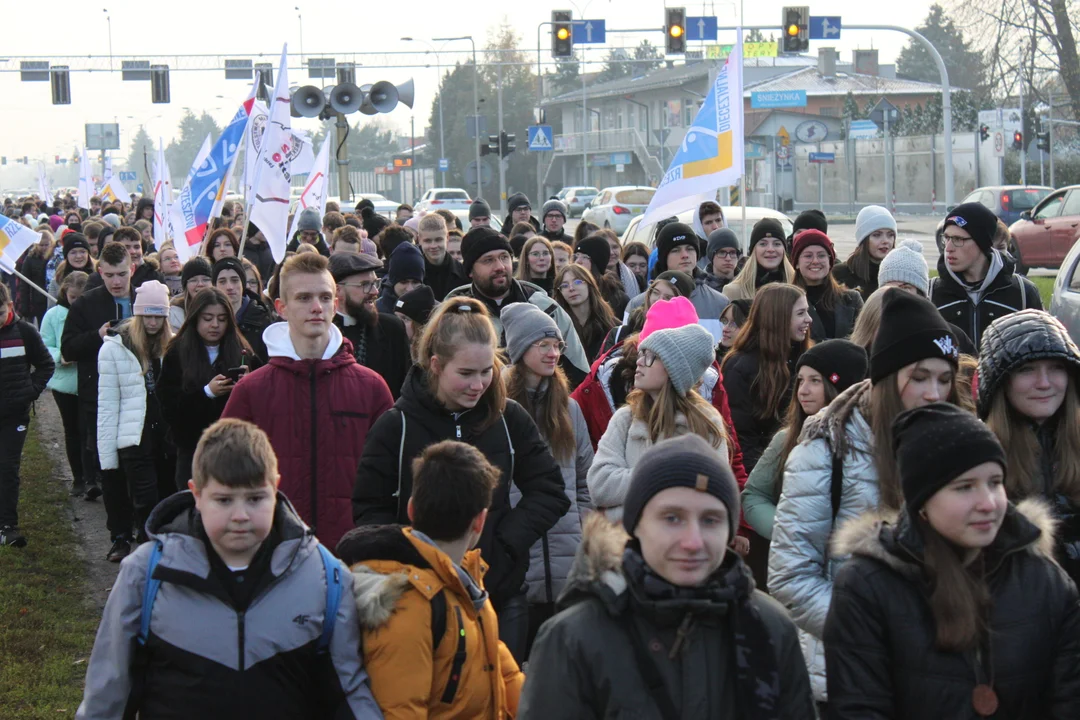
[119, 171, 137, 182]
[686, 16, 718, 41]
[527, 125, 554, 152]
[572, 19, 606, 44]
[809, 16, 842, 40]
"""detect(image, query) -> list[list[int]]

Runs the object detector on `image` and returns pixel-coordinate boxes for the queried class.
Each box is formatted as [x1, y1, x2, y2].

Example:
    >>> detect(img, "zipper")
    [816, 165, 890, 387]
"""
[237, 610, 246, 671]
[455, 423, 461, 439]
[541, 532, 553, 603]
[309, 366, 318, 535]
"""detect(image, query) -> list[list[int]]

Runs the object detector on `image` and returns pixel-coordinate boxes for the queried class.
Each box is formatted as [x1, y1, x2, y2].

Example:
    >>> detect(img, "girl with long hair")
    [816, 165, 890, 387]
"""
[621, 241, 650, 293]
[979, 309, 1080, 585]
[96, 280, 175, 546]
[718, 298, 752, 362]
[600, 270, 693, 357]
[168, 257, 213, 332]
[353, 297, 569, 662]
[201, 227, 239, 262]
[573, 234, 629, 317]
[48, 233, 94, 301]
[723, 218, 796, 302]
[554, 264, 617, 365]
[158, 287, 253, 490]
[791, 230, 864, 341]
[768, 289, 963, 704]
[826, 403, 1079, 718]
[15, 230, 53, 325]
[721, 283, 812, 472]
[502, 303, 594, 649]
[515, 235, 555, 293]
[832, 205, 896, 299]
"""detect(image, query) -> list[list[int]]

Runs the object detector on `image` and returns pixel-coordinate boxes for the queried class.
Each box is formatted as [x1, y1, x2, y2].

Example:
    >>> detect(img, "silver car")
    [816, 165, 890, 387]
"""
[621, 206, 794, 250]
[1049, 236, 1080, 344]
[556, 186, 599, 218]
[581, 186, 656, 234]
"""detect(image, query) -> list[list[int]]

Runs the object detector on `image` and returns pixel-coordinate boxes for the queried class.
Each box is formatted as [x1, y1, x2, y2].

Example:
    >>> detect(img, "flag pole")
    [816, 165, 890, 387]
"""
[10, 267, 58, 303]
[241, 55, 285, 259]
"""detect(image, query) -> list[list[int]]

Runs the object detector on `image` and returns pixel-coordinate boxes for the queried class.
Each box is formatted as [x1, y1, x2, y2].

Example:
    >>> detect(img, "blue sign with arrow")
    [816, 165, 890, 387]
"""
[119, 171, 137, 182]
[686, 16, 718, 42]
[527, 125, 554, 152]
[809, 16, 842, 40]
[572, 19, 605, 44]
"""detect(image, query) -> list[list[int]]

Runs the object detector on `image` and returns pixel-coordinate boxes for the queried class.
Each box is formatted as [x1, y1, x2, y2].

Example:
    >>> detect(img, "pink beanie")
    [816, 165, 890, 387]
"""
[404, 215, 421, 232]
[361, 238, 378, 255]
[639, 296, 699, 342]
[133, 280, 170, 316]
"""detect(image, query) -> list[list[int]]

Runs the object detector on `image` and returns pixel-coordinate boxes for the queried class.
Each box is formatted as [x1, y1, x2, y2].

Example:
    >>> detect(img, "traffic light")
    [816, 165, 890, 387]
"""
[665, 7, 686, 55]
[979, 125, 990, 142]
[500, 131, 516, 158]
[1037, 130, 1050, 153]
[151, 65, 170, 104]
[781, 6, 810, 54]
[552, 10, 573, 59]
[482, 134, 499, 156]
[50, 66, 70, 105]
[1012, 130, 1023, 150]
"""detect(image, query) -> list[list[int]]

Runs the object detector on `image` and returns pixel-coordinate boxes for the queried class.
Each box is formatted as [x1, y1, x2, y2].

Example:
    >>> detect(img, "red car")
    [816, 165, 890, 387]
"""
[1009, 185, 1080, 273]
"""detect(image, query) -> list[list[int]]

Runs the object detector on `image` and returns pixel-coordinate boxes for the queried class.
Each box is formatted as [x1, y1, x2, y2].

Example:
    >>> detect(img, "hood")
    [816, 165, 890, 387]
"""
[262, 320, 343, 361]
[799, 378, 873, 456]
[936, 249, 1015, 298]
[559, 513, 632, 611]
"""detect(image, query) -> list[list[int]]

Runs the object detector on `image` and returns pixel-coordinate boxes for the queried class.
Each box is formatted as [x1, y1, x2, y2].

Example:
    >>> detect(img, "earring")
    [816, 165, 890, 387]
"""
[918, 508, 928, 520]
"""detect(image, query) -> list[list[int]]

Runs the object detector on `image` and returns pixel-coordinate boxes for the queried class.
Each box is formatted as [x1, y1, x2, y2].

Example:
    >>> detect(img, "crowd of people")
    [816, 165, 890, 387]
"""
[1, 188, 1077, 718]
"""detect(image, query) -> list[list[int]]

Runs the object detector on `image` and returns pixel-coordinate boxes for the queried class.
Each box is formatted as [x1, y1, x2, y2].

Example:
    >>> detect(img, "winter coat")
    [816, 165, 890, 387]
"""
[518, 516, 817, 720]
[825, 500, 1080, 719]
[40, 305, 77, 395]
[767, 379, 881, 701]
[339, 525, 524, 720]
[624, 269, 729, 342]
[832, 259, 878, 300]
[287, 230, 330, 256]
[222, 322, 394, 550]
[722, 347, 801, 473]
[423, 253, 468, 301]
[96, 334, 148, 470]
[507, 384, 594, 605]
[75, 492, 382, 720]
[157, 342, 233, 453]
[333, 312, 411, 400]
[15, 251, 48, 321]
[0, 312, 53, 421]
[930, 250, 1042, 353]
[61, 284, 134, 408]
[615, 261, 641, 297]
[740, 428, 787, 540]
[85, 260, 165, 293]
[352, 367, 571, 609]
[168, 304, 186, 334]
[806, 287, 863, 342]
[588, 404, 729, 524]
[242, 240, 276, 290]
[501, 214, 540, 236]
[235, 293, 273, 363]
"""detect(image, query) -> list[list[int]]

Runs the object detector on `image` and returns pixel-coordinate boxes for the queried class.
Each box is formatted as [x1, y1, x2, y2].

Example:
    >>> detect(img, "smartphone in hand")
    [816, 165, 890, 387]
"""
[223, 366, 246, 382]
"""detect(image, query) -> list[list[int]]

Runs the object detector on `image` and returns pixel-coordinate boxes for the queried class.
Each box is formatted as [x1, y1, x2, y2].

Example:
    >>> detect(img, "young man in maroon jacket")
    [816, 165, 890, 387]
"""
[223, 253, 393, 549]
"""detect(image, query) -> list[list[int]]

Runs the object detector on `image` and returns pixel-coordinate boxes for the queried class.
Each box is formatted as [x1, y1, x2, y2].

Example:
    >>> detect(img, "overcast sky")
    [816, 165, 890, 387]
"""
[2, 0, 938, 168]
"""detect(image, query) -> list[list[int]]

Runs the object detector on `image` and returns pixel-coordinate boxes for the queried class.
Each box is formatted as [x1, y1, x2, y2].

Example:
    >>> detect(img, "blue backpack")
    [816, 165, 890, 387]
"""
[137, 541, 344, 653]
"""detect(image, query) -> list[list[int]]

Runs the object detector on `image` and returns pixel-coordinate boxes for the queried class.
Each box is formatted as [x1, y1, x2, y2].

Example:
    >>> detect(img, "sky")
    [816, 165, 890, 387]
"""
[1, 0, 939, 188]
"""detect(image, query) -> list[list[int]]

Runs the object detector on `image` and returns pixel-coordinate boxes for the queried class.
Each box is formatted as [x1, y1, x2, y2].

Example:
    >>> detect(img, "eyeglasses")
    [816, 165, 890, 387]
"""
[572, 253, 591, 263]
[639, 349, 659, 367]
[532, 339, 566, 354]
[942, 233, 971, 248]
[340, 280, 380, 292]
[528, 250, 551, 259]
[559, 278, 586, 291]
[715, 250, 739, 259]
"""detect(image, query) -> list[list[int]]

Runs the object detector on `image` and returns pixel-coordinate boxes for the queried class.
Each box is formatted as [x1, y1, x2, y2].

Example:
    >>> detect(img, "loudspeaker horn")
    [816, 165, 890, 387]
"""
[330, 82, 364, 115]
[368, 80, 400, 113]
[358, 84, 377, 115]
[395, 79, 415, 109]
[290, 85, 326, 118]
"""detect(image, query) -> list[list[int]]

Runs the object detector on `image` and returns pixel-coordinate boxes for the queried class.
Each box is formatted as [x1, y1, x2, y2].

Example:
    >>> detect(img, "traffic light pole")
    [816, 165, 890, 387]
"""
[497, 62, 506, 217]
[1018, 49, 1027, 186]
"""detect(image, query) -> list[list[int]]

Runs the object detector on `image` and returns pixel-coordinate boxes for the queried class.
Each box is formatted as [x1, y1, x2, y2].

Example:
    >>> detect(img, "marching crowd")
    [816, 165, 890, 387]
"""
[1, 188, 1078, 719]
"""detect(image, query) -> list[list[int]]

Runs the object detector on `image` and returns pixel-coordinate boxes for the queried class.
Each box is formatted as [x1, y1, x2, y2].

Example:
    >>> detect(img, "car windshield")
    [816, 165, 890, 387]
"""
[435, 191, 468, 200]
[364, 194, 388, 202]
[614, 189, 655, 205]
[1007, 188, 1051, 210]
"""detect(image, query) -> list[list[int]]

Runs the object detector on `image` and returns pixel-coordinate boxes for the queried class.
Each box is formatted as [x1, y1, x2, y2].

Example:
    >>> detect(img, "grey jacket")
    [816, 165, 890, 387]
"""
[767, 379, 881, 701]
[740, 428, 788, 540]
[76, 492, 382, 720]
[624, 270, 729, 343]
[509, 386, 594, 604]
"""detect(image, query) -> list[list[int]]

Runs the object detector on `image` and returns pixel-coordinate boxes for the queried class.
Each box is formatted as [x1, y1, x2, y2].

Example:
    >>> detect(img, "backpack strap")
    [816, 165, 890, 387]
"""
[393, 409, 407, 519]
[829, 448, 844, 521]
[430, 589, 447, 652]
[439, 606, 469, 704]
[316, 543, 344, 654]
[501, 415, 515, 480]
[1019, 275, 1027, 308]
[137, 541, 164, 646]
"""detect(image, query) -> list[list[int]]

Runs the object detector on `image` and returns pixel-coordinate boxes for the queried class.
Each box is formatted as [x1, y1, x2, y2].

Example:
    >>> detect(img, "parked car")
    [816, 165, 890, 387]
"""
[581, 186, 656, 234]
[1048, 234, 1080, 344]
[414, 187, 473, 213]
[620, 206, 794, 251]
[1007, 185, 1080, 274]
[555, 186, 599, 217]
[320, 194, 400, 218]
[449, 209, 502, 233]
[934, 185, 1053, 255]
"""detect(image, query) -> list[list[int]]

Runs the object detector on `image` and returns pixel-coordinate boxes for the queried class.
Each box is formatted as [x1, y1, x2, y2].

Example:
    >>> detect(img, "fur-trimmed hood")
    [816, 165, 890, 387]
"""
[561, 513, 631, 604]
[798, 377, 873, 457]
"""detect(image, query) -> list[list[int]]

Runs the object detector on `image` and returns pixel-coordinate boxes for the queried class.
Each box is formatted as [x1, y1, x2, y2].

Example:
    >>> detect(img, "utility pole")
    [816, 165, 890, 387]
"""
[336, 113, 350, 203]
[581, 46, 588, 187]
[497, 63, 506, 217]
[411, 115, 417, 204]
[1018, 46, 1027, 185]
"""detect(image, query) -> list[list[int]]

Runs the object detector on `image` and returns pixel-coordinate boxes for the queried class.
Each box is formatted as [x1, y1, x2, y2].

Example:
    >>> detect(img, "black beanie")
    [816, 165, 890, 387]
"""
[469, 198, 491, 221]
[653, 270, 696, 299]
[797, 339, 868, 394]
[870, 289, 960, 384]
[792, 209, 828, 236]
[574, 235, 611, 272]
[893, 402, 1006, 517]
[750, 218, 786, 248]
[394, 284, 437, 325]
[943, 202, 998, 257]
[507, 193, 531, 215]
[461, 226, 514, 276]
[181, 257, 213, 287]
[655, 222, 699, 272]
[623, 434, 739, 537]
[62, 233, 91, 261]
[212, 257, 246, 284]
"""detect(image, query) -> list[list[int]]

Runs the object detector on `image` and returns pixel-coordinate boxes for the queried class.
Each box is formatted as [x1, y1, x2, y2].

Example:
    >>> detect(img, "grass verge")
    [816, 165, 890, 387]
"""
[0, 419, 97, 718]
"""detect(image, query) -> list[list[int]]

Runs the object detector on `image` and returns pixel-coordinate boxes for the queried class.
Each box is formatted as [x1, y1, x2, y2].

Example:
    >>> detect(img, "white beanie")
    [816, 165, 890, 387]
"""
[877, 239, 929, 296]
[855, 205, 897, 245]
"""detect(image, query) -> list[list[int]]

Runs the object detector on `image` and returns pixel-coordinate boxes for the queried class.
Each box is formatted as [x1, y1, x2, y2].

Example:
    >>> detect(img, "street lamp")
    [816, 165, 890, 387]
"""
[403, 37, 447, 186]
[103, 9, 112, 71]
[294, 7, 304, 70]
[433, 35, 480, 201]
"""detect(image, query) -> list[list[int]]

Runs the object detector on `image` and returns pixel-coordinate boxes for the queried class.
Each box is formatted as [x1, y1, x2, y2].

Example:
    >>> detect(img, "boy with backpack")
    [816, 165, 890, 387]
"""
[337, 440, 525, 719]
[77, 418, 382, 720]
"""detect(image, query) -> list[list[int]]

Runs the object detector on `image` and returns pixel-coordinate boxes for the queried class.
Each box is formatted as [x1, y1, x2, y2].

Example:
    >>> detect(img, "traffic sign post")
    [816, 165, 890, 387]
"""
[686, 16, 718, 42]
[572, 19, 606, 44]
[118, 171, 137, 182]
[808, 152, 835, 163]
[809, 17, 842, 40]
[438, 158, 449, 172]
[527, 125, 554, 152]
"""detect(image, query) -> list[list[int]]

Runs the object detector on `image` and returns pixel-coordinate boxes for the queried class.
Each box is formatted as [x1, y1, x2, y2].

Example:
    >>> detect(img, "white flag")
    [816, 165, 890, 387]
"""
[153, 139, 173, 245]
[77, 147, 94, 210]
[103, 155, 114, 184]
[100, 176, 131, 204]
[37, 163, 52, 203]
[243, 104, 315, 201]
[0, 216, 41, 274]
[248, 45, 294, 262]
[285, 134, 332, 244]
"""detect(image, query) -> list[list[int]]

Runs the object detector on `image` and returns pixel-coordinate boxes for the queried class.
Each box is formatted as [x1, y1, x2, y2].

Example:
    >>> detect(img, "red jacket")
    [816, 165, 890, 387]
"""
[223, 323, 394, 550]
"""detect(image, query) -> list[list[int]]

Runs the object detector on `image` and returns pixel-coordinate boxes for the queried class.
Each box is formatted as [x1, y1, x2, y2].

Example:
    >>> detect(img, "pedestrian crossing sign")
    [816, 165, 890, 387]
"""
[528, 125, 553, 152]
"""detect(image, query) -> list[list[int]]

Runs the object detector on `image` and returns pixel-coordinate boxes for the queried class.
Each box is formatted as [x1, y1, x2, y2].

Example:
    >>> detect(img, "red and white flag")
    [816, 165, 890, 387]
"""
[285, 135, 331, 244]
[248, 45, 294, 262]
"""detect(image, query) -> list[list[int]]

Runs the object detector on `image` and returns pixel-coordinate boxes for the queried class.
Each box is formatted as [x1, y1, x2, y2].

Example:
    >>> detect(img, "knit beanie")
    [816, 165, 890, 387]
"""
[62, 233, 91, 261]
[403, 215, 421, 233]
[388, 242, 426, 285]
[364, 213, 390, 242]
[541, 199, 568, 221]
[574, 235, 611, 272]
[792, 209, 828, 236]
[507, 193, 531, 215]
[796, 339, 868, 394]
[706, 228, 741, 260]
[212, 257, 246, 284]
[639, 321, 716, 396]
[360, 237, 378, 256]
[640, 296, 699, 342]
[297, 207, 321, 233]
[653, 270, 696, 300]
[501, 302, 562, 364]
[623, 434, 739, 537]
[102, 213, 122, 229]
[893, 402, 1006, 517]
[750, 218, 786, 248]
[469, 198, 491, 221]
[394, 285, 438, 326]
[942, 202, 998, 257]
[132, 280, 170, 316]
[655, 222, 699, 272]
[791, 229, 836, 268]
[49, 215, 64, 233]
[870, 289, 959, 384]
[181, 257, 213, 287]
[461, 226, 514, 276]
[855, 205, 897, 244]
[878, 239, 929, 295]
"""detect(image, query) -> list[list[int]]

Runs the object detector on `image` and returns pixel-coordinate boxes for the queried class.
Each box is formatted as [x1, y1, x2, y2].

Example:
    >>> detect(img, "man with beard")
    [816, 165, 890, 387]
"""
[329, 253, 410, 399]
[445, 226, 590, 388]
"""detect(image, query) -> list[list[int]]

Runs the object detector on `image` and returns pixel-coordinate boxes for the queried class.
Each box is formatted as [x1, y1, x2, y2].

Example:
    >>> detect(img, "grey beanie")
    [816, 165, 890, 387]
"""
[638, 323, 716, 396]
[469, 198, 491, 220]
[878, 239, 929, 295]
[706, 228, 741, 260]
[297, 207, 322, 232]
[855, 205, 897, 244]
[501, 303, 562, 364]
[541, 199, 567, 221]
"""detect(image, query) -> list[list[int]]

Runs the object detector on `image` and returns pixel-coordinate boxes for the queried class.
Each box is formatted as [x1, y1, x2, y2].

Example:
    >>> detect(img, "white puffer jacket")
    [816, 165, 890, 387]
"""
[588, 403, 729, 523]
[767, 379, 882, 701]
[97, 334, 148, 470]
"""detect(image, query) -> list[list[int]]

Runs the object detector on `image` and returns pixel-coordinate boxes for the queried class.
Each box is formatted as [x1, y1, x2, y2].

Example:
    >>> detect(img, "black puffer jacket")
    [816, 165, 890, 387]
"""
[332, 312, 410, 400]
[806, 285, 864, 342]
[423, 253, 468, 301]
[825, 500, 1080, 719]
[721, 347, 800, 473]
[235, 292, 274, 363]
[0, 312, 54, 421]
[352, 366, 570, 608]
[156, 343, 234, 453]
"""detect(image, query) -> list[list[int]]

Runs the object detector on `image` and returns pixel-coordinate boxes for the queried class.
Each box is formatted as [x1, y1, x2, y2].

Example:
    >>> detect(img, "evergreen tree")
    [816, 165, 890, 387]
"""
[127, 126, 155, 194]
[897, 4, 986, 98]
[165, 110, 222, 183]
